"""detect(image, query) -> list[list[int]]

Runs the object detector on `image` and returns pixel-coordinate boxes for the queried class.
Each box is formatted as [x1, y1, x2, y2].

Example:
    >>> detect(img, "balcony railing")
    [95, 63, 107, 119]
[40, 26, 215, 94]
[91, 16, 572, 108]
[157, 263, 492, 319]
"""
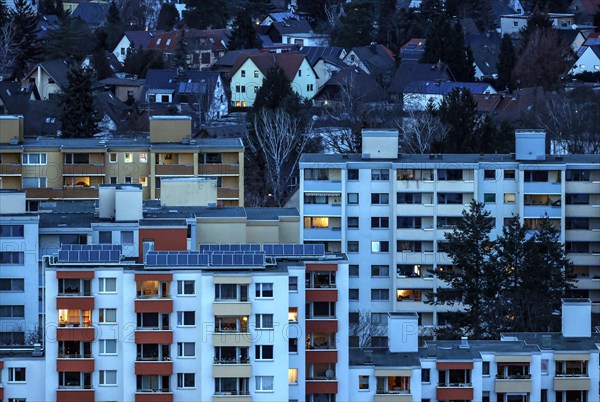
[58, 292, 93, 297]
[437, 382, 473, 387]
[306, 283, 336, 289]
[307, 375, 337, 381]
[376, 390, 411, 395]
[555, 373, 588, 377]
[136, 388, 172, 393]
[58, 322, 92, 328]
[58, 385, 93, 390]
[136, 293, 171, 299]
[214, 391, 251, 396]
[136, 325, 171, 331]
[496, 374, 531, 380]
[214, 357, 250, 364]
[136, 356, 172, 362]
[58, 353, 93, 359]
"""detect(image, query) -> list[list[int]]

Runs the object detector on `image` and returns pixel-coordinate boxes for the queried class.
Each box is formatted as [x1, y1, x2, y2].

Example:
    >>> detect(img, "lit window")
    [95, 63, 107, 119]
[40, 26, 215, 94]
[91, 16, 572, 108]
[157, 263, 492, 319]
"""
[124, 153, 133, 163]
[288, 307, 298, 322]
[359, 375, 369, 390]
[139, 177, 147, 187]
[288, 369, 298, 384]
[504, 193, 516, 203]
[139, 153, 148, 163]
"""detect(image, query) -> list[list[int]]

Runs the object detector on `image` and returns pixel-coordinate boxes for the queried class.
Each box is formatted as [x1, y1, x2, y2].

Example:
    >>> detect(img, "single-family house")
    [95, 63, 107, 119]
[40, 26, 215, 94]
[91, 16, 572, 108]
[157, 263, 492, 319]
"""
[468, 33, 502, 81]
[576, 32, 600, 56]
[399, 39, 426, 62]
[259, 10, 300, 26]
[313, 56, 347, 89]
[112, 31, 163, 63]
[186, 29, 229, 70]
[312, 67, 388, 108]
[569, 45, 600, 74]
[94, 77, 146, 103]
[342, 44, 396, 85]
[22, 59, 71, 100]
[387, 61, 453, 101]
[403, 81, 497, 111]
[143, 69, 228, 121]
[229, 52, 318, 108]
[266, 20, 314, 45]
[568, 0, 600, 24]
[501, 13, 576, 35]
[557, 29, 586, 53]
[211, 49, 262, 78]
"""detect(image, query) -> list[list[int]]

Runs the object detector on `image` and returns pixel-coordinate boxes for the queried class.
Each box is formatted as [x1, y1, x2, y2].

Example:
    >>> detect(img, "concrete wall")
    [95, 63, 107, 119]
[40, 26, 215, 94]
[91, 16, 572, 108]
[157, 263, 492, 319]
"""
[160, 178, 218, 207]
[149, 116, 193, 143]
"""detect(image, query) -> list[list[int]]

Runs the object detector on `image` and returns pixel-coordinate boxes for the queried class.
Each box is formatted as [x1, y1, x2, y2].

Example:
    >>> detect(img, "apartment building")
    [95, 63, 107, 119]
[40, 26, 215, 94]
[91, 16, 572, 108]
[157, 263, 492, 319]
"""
[0, 115, 245, 208]
[299, 129, 600, 330]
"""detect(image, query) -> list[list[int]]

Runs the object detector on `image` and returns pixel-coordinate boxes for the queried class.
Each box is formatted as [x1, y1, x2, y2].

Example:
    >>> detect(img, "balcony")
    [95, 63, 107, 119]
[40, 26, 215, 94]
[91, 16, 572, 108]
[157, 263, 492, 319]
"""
[135, 299, 173, 313]
[566, 229, 600, 242]
[25, 187, 99, 199]
[155, 164, 194, 175]
[56, 327, 95, 342]
[568, 254, 600, 266]
[437, 204, 469, 216]
[436, 180, 474, 192]
[213, 392, 251, 402]
[135, 391, 173, 402]
[396, 228, 436, 241]
[0, 163, 22, 175]
[0, 385, 3, 401]
[213, 302, 251, 316]
[306, 320, 338, 333]
[63, 164, 105, 175]
[306, 289, 338, 302]
[135, 361, 173, 376]
[566, 204, 600, 217]
[135, 329, 173, 344]
[553, 376, 591, 391]
[217, 187, 239, 199]
[213, 333, 252, 347]
[305, 380, 338, 394]
[524, 205, 561, 218]
[524, 181, 561, 193]
[303, 203, 342, 216]
[375, 393, 413, 402]
[213, 364, 251, 378]
[306, 350, 338, 364]
[56, 296, 94, 310]
[57, 358, 95, 372]
[495, 377, 532, 393]
[304, 180, 342, 192]
[198, 163, 240, 175]
[56, 389, 94, 402]
[436, 384, 474, 400]
[396, 276, 435, 288]
[565, 181, 600, 193]
[304, 227, 342, 241]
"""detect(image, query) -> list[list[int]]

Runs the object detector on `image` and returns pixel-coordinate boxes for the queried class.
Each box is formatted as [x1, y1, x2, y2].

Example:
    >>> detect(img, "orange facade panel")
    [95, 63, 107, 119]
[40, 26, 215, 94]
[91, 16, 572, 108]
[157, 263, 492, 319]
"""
[56, 328, 95, 342]
[306, 320, 338, 333]
[436, 362, 474, 370]
[306, 350, 338, 364]
[56, 271, 95, 279]
[306, 381, 338, 394]
[155, 164, 194, 175]
[0, 359, 4, 369]
[135, 361, 173, 375]
[135, 273, 174, 282]
[57, 359, 95, 373]
[436, 387, 474, 401]
[135, 330, 173, 344]
[306, 264, 338, 272]
[56, 390, 94, 402]
[135, 393, 174, 402]
[217, 187, 239, 199]
[56, 297, 94, 310]
[134, 299, 173, 313]
[306, 289, 338, 302]
[138, 228, 188, 260]
[0, 163, 22, 175]
[0, 385, 4, 401]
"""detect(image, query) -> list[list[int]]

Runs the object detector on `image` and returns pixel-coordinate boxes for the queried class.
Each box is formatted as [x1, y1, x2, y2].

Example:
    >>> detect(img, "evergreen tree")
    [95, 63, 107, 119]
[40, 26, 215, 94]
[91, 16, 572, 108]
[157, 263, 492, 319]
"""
[594, 10, 600, 33]
[496, 34, 516, 91]
[227, 11, 262, 50]
[518, 9, 552, 54]
[184, 0, 228, 29]
[330, 0, 375, 49]
[297, 0, 328, 26]
[419, 0, 445, 21]
[436, 88, 480, 153]
[55, 0, 65, 19]
[421, 17, 473, 80]
[44, 16, 94, 61]
[376, 0, 397, 51]
[59, 65, 99, 138]
[156, 3, 179, 31]
[253, 65, 299, 112]
[38, 0, 56, 15]
[91, 30, 113, 80]
[171, 29, 187, 71]
[124, 43, 164, 78]
[0, 0, 8, 28]
[107, 0, 121, 25]
[9, 0, 40, 78]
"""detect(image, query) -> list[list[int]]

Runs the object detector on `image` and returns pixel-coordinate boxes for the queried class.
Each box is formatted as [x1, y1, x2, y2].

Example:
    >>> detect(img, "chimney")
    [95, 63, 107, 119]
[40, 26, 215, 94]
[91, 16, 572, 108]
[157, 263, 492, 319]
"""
[562, 298, 592, 338]
[387, 312, 418, 353]
[515, 129, 546, 161]
[459, 337, 470, 349]
[370, 42, 377, 54]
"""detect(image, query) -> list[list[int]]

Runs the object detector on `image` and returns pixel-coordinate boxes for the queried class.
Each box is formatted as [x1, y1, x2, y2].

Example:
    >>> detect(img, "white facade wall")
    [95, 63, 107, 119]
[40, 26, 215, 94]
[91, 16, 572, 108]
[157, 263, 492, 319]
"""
[1, 356, 46, 401]
[570, 46, 600, 74]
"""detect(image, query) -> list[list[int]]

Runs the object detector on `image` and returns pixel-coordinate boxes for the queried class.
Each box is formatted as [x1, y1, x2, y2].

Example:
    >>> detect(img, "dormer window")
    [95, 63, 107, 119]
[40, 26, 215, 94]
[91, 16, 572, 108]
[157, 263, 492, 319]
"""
[241, 70, 246, 77]
[156, 38, 162, 45]
[166, 39, 171, 46]
[298, 69, 302, 77]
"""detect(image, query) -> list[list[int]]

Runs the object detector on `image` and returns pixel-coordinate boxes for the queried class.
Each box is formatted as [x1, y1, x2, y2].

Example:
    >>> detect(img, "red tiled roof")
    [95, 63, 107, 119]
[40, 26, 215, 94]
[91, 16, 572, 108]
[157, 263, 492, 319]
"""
[146, 31, 180, 52]
[473, 93, 502, 113]
[231, 52, 308, 81]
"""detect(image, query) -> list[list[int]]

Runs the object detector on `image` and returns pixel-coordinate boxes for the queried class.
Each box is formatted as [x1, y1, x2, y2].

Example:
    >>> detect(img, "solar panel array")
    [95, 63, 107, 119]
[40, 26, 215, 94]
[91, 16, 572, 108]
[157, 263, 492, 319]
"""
[263, 244, 325, 256]
[199, 244, 261, 253]
[146, 251, 210, 267]
[58, 244, 122, 263]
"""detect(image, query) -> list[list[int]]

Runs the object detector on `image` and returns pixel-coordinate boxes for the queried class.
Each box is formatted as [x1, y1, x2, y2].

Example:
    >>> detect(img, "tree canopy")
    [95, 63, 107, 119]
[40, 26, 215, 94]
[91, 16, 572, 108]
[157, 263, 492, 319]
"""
[228, 11, 262, 50]
[183, 0, 228, 29]
[44, 16, 94, 61]
[435, 88, 480, 153]
[253, 65, 300, 112]
[496, 34, 516, 91]
[9, 0, 40, 78]
[156, 3, 179, 31]
[59, 65, 100, 138]
[330, 0, 375, 49]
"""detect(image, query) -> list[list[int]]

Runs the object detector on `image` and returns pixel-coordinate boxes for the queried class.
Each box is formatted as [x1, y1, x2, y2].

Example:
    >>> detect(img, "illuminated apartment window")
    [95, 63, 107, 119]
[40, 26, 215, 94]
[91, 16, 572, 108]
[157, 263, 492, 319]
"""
[124, 153, 133, 163]
[288, 307, 298, 322]
[288, 369, 298, 384]
[139, 153, 148, 163]
[139, 177, 148, 187]
[304, 217, 329, 229]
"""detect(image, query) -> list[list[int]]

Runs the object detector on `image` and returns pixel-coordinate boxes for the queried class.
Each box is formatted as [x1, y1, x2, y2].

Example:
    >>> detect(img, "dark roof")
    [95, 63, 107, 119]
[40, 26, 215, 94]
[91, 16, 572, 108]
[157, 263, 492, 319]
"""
[231, 52, 309, 82]
[314, 68, 388, 103]
[473, 93, 502, 113]
[39, 211, 96, 229]
[494, 87, 547, 120]
[95, 92, 132, 131]
[245, 208, 299, 220]
[388, 61, 452, 94]
[2, 96, 62, 137]
[213, 49, 262, 68]
[96, 77, 146, 87]
[467, 33, 502, 77]
[298, 46, 345, 66]
[403, 81, 496, 95]
[123, 30, 163, 49]
[142, 69, 222, 105]
[139, 219, 188, 227]
[146, 31, 180, 52]
[72, 3, 108, 27]
[503, 332, 600, 351]
[491, 0, 520, 22]
[346, 44, 395, 76]
[187, 29, 229, 52]
[349, 348, 421, 367]
[261, 11, 300, 24]
[399, 39, 427, 61]
[26, 59, 71, 89]
[556, 29, 581, 45]
[270, 20, 313, 36]
[588, 44, 600, 59]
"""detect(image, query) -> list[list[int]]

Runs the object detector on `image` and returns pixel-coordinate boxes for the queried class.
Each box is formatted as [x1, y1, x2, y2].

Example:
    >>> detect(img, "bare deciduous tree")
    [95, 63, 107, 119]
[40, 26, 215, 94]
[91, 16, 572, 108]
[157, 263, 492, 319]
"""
[320, 127, 360, 154]
[324, 0, 344, 29]
[26, 325, 44, 346]
[394, 109, 449, 154]
[349, 310, 387, 349]
[249, 108, 313, 206]
[0, 22, 22, 77]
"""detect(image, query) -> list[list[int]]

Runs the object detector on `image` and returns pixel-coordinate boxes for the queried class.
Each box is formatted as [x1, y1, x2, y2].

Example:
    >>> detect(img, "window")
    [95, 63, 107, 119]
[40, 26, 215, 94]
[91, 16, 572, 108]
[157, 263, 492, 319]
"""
[371, 312, 387, 326]
[99, 339, 117, 355]
[347, 217, 359, 228]
[371, 289, 389, 301]
[139, 177, 148, 187]
[397, 192, 421, 204]
[371, 217, 389, 228]
[21, 177, 47, 188]
[349, 289, 359, 300]
[124, 153, 133, 163]
[215, 283, 248, 301]
[566, 242, 589, 253]
[288, 307, 298, 322]
[256, 314, 274, 329]
[109, 176, 117, 184]
[241, 70, 246, 77]
[99, 370, 117, 386]
[241, 85, 246, 93]
[566, 170, 590, 181]
[397, 241, 422, 252]
[124, 177, 132, 184]
[348, 169, 359, 180]
[566, 193, 589, 205]
[541, 359, 549, 374]
[99, 278, 116, 293]
[371, 193, 389, 204]
[371, 265, 389, 277]
[120, 231, 134, 244]
[289, 337, 298, 353]
[289, 276, 298, 291]
[437, 193, 462, 204]
[0, 252, 24, 265]
[482, 361, 490, 375]
[255, 345, 274, 360]
[304, 216, 331, 229]
[255, 376, 274, 392]
[524, 170, 549, 182]
[99, 231, 112, 244]
[504, 169, 516, 179]
[438, 169, 462, 180]
[177, 280, 195, 295]
[397, 217, 421, 229]
[64, 153, 89, 164]
[177, 342, 195, 357]
[504, 193, 516, 203]
[304, 168, 329, 180]
[371, 336, 387, 347]
[255, 283, 274, 298]
[371, 169, 389, 180]
[484, 170, 496, 179]
[109, 153, 117, 163]
[177, 373, 195, 389]
[566, 218, 589, 230]
[347, 241, 359, 252]
[349, 265, 359, 277]
[0, 225, 24, 237]
[348, 193, 359, 204]
[177, 311, 195, 326]
[254, 70, 259, 78]
[298, 69, 302, 77]
[484, 193, 496, 203]
[99, 308, 117, 323]
[8, 367, 26, 382]
[397, 169, 433, 180]
[0, 279, 24, 292]
[288, 368, 298, 384]
[235, 85, 240, 93]
[359, 375, 369, 390]
[307, 84, 314, 91]
[422, 368, 430, 383]
[371, 241, 389, 252]
[22, 153, 47, 165]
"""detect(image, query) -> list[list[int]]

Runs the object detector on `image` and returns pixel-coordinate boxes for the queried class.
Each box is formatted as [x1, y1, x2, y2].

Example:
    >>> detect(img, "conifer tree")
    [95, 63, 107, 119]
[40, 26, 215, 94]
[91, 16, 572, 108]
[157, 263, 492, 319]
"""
[253, 66, 298, 112]
[496, 34, 516, 91]
[228, 11, 262, 50]
[376, 0, 397, 50]
[436, 88, 480, 153]
[59, 65, 100, 138]
[9, 0, 40, 78]
[183, 0, 228, 29]
[330, 0, 375, 49]
[172, 30, 188, 71]
[0, 0, 8, 28]
[107, 0, 121, 25]
[156, 3, 179, 31]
